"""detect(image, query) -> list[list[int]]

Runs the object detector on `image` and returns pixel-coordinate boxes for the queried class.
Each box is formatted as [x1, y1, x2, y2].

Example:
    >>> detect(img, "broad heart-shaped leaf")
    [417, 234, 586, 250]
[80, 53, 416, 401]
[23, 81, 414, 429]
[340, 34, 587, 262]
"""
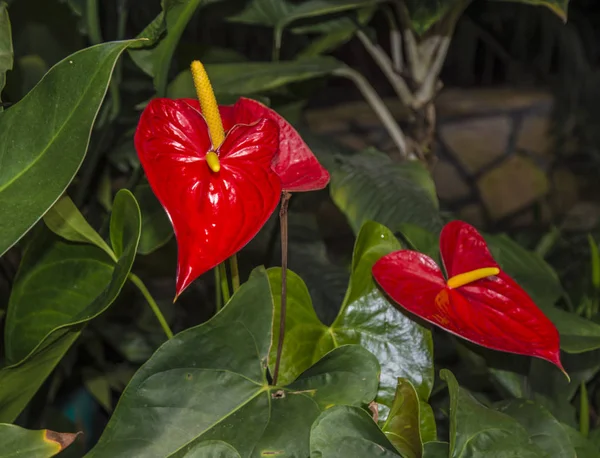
[0, 1, 13, 103]
[310, 405, 400, 457]
[134, 184, 173, 255]
[497, 0, 569, 21]
[87, 268, 380, 457]
[423, 442, 450, 457]
[495, 399, 575, 458]
[267, 221, 434, 407]
[381, 378, 425, 458]
[129, 0, 223, 96]
[43, 194, 114, 259]
[0, 423, 79, 458]
[560, 423, 600, 457]
[441, 370, 546, 457]
[167, 57, 344, 99]
[0, 40, 138, 257]
[330, 149, 441, 235]
[0, 190, 141, 423]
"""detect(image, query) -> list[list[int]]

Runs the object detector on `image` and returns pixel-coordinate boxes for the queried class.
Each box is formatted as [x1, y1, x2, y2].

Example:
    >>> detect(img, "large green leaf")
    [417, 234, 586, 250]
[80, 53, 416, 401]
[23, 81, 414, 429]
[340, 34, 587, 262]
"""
[381, 378, 426, 458]
[135, 184, 173, 255]
[167, 57, 344, 99]
[407, 0, 468, 35]
[0, 423, 78, 458]
[268, 221, 434, 408]
[441, 370, 546, 457]
[495, 399, 575, 458]
[0, 40, 138, 256]
[330, 150, 441, 235]
[0, 1, 12, 102]
[560, 423, 600, 457]
[498, 0, 569, 21]
[0, 190, 141, 423]
[87, 268, 380, 457]
[129, 0, 223, 96]
[310, 405, 400, 457]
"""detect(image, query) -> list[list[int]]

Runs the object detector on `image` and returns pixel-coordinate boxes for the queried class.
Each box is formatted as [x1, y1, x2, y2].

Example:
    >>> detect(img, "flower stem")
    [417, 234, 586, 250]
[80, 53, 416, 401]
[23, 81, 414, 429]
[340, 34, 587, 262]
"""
[128, 273, 173, 339]
[272, 191, 291, 386]
[230, 255, 240, 292]
[214, 267, 223, 312]
[218, 262, 230, 304]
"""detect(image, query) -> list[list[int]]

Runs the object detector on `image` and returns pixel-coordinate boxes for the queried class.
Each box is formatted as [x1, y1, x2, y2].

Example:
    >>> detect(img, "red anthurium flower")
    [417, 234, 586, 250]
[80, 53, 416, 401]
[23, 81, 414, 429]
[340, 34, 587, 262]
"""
[372, 221, 565, 374]
[184, 96, 330, 192]
[135, 62, 282, 297]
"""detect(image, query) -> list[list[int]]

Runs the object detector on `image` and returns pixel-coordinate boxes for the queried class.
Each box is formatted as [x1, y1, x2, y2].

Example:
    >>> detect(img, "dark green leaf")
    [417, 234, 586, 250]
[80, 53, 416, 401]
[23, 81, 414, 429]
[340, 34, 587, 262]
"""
[407, 0, 468, 35]
[495, 0, 569, 21]
[310, 405, 400, 457]
[561, 423, 600, 457]
[423, 442, 450, 457]
[382, 378, 424, 458]
[0, 40, 138, 256]
[167, 57, 344, 99]
[0, 1, 13, 102]
[172, 441, 241, 458]
[441, 369, 546, 457]
[87, 268, 380, 457]
[0, 423, 78, 458]
[268, 221, 434, 409]
[43, 194, 114, 259]
[135, 184, 173, 255]
[0, 190, 141, 423]
[129, 0, 223, 96]
[495, 399, 575, 458]
[330, 150, 441, 235]
[398, 223, 440, 264]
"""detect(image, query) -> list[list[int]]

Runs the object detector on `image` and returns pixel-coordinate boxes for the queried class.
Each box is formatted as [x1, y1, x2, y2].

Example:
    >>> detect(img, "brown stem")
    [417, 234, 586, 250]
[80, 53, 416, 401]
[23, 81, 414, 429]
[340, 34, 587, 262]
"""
[272, 191, 291, 386]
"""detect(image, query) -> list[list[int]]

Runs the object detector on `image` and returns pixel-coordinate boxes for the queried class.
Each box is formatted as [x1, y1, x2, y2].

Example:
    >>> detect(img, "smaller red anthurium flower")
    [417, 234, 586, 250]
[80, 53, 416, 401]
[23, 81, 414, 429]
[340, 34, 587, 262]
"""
[372, 221, 566, 375]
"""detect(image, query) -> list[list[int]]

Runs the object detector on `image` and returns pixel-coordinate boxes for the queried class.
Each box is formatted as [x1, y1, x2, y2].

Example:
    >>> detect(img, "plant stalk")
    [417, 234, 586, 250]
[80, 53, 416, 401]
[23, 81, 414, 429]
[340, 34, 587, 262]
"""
[128, 272, 173, 339]
[230, 255, 240, 292]
[218, 262, 230, 304]
[214, 267, 223, 313]
[272, 191, 291, 386]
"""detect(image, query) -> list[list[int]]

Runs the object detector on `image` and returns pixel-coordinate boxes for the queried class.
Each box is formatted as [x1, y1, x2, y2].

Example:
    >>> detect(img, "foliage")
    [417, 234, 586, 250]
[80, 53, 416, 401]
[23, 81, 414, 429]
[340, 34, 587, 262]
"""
[5, 0, 600, 457]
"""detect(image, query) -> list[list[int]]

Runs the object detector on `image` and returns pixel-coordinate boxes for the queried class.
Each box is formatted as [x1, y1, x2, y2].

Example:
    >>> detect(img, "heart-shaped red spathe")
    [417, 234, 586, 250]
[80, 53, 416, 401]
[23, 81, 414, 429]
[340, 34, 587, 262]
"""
[372, 220, 564, 372]
[183, 97, 330, 192]
[135, 98, 282, 297]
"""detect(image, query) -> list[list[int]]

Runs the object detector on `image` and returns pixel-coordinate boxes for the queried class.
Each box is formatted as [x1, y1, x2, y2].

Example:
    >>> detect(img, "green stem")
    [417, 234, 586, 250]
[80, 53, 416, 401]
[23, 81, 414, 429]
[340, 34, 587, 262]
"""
[214, 267, 223, 312]
[230, 255, 240, 292]
[218, 262, 230, 303]
[128, 272, 173, 339]
[272, 191, 291, 386]
[580, 382, 590, 437]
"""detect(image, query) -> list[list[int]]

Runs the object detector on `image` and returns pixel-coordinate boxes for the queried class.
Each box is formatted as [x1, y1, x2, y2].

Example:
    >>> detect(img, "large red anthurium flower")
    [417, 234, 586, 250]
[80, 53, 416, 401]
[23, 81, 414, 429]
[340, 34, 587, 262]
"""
[135, 62, 282, 298]
[372, 221, 566, 374]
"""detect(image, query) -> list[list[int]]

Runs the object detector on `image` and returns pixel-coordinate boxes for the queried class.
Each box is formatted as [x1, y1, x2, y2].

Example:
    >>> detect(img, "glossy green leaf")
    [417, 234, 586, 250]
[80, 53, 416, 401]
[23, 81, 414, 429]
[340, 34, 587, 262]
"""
[43, 194, 114, 259]
[0, 190, 141, 423]
[87, 268, 380, 457]
[0, 1, 13, 102]
[0, 40, 138, 256]
[268, 221, 434, 408]
[407, 0, 468, 35]
[382, 378, 424, 458]
[495, 399, 575, 458]
[496, 0, 569, 21]
[310, 405, 400, 457]
[423, 442, 450, 457]
[172, 441, 241, 458]
[561, 423, 600, 457]
[135, 184, 173, 255]
[0, 423, 78, 458]
[167, 57, 344, 99]
[129, 0, 223, 96]
[330, 150, 441, 235]
[441, 369, 546, 457]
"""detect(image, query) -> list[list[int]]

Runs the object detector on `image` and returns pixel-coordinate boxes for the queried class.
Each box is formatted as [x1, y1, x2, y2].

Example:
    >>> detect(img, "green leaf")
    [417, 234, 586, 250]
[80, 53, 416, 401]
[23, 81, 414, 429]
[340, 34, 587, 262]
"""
[0, 40, 138, 257]
[135, 184, 173, 255]
[398, 223, 440, 264]
[0, 1, 13, 102]
[268, 221, 434, 408]
[43, 194, 115, 259]
[0, 423, 78, 458]
[406, 0, 469, 35]
[0, 190, 141, 423]
[496, 0, 569, 21]
[561, 423, 600, 457]
[172, 441, 241, 458]
[330, 150, 441, 235]
[87, 268, 380, 457]
[441, 369, 547, 457]
[167, 57, 344, 99]
[382, 378, 425, 458]
[423, 442, 450, 457]
[495, 399, 576, 458]
[544, 307, 600, 353]
[129, 0, 223, 96]
[310, 405, 400, 457]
